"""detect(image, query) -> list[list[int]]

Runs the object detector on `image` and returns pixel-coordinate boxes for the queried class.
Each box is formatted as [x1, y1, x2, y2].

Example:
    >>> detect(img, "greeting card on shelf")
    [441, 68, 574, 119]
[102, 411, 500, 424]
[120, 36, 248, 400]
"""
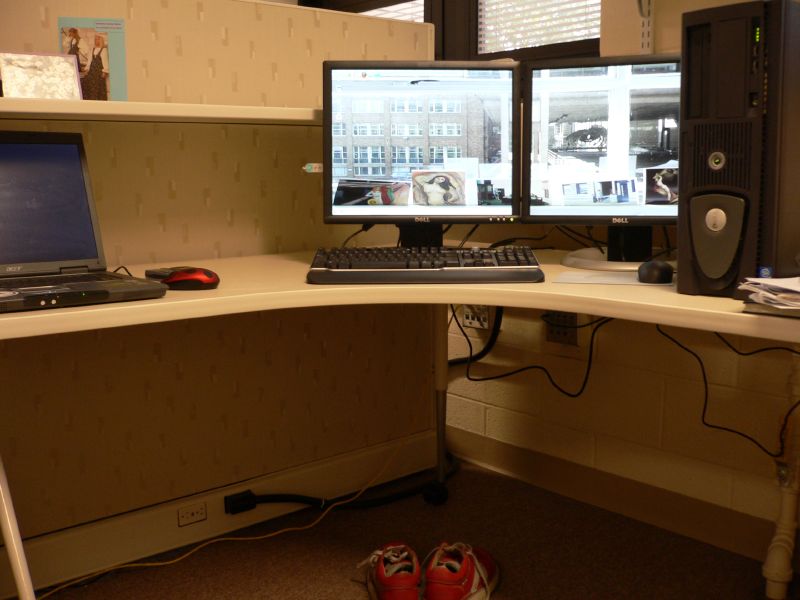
[0, 52, 81, 100]
[58, 17, 127, 101]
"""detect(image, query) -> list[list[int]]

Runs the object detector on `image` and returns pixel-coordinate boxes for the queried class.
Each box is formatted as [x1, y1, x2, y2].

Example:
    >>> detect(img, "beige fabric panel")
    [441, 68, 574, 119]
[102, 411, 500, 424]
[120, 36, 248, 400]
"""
[1, 0, 433, 107]
[0, 305, 435, 538]
[0, 119, 347, 264]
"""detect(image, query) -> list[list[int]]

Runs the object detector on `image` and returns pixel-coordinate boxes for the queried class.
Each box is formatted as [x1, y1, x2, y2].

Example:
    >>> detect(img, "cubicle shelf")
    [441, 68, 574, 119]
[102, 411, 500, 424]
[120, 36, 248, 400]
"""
[0, 97, 321, 126]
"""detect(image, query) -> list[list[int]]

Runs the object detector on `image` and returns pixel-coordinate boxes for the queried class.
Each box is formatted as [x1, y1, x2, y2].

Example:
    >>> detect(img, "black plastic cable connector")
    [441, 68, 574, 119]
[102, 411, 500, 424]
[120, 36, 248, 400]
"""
[224, 490, 258, 514]
[224, 490, 327, 514]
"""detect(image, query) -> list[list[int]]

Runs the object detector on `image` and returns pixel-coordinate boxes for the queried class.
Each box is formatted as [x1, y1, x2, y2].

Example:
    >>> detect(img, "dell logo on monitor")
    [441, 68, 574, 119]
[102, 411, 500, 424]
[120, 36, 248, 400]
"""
[612, 217, 630, 224]
[414, 216, 431, 223]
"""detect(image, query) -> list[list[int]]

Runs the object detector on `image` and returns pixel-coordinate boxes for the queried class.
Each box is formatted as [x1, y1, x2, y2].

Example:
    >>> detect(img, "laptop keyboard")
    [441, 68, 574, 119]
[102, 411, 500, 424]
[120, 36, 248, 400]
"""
[0, 272, 121, 288]
[306, 246, 544, 284]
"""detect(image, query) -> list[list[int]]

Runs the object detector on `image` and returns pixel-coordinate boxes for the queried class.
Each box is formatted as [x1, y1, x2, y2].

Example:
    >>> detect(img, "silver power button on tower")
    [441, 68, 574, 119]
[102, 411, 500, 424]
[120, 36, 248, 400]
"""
[705, 207, 727, 232]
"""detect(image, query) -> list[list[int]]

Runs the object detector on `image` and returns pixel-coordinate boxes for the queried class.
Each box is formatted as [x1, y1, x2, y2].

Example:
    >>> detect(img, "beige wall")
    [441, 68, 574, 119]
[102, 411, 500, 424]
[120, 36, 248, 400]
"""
[447, 309, 798, 523]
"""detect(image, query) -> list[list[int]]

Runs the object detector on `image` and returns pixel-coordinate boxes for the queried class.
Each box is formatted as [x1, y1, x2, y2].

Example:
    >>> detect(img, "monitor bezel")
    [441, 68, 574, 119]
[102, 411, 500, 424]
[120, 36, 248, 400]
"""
[322, 59, 522, 226]
[520, 54, 681, 226]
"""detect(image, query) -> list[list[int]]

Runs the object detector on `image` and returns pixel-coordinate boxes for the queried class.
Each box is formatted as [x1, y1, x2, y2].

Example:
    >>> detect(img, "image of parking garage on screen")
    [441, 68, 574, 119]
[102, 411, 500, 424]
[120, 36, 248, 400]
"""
[329, 67, 515, 218]
[528, 61, 680, 219]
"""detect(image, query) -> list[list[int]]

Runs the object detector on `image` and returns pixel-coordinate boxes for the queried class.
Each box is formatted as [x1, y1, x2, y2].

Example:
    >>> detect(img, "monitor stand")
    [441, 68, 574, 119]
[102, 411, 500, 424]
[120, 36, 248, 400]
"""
[397, 223, 444, 248]
[561, 225, 656, 272]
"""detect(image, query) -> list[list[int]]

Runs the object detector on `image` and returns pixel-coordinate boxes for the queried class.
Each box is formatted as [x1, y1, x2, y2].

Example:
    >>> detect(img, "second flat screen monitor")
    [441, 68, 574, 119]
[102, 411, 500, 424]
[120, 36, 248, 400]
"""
[524, 57, 681, 266]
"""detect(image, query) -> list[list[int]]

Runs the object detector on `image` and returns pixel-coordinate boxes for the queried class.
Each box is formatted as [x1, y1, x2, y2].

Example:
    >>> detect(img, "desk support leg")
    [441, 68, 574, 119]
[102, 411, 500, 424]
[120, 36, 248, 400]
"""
[763, 352, 800, 600]
[0, 455, 35, 600]
[434, 305, 449, 486]
[763, 468, 798, 600]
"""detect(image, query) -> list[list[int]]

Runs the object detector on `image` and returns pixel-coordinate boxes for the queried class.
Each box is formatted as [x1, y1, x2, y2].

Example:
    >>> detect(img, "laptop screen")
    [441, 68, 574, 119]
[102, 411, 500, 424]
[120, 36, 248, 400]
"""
[0, 133, 101, 270]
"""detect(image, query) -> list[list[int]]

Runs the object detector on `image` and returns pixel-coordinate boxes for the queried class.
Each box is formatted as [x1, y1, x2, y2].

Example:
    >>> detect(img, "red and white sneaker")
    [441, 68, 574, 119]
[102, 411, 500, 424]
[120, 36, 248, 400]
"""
[422, 542, 499, 600]
[359, 542, 421, 600]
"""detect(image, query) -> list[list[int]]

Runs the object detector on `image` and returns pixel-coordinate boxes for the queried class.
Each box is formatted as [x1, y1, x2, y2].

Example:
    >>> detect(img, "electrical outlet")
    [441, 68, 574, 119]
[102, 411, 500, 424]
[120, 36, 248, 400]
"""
[545, 311, 578, 345]
[177, 501, 207, 527]
[463, 305, 490, 329]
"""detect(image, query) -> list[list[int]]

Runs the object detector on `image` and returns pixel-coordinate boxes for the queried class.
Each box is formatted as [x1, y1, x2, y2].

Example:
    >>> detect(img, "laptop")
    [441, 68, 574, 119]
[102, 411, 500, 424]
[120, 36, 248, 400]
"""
[0, 130, 167, 313]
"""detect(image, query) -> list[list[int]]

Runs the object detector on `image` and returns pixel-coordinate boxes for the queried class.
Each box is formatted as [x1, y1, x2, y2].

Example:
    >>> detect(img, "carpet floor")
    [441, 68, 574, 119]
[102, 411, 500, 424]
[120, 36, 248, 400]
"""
[45, 462, 789, 599]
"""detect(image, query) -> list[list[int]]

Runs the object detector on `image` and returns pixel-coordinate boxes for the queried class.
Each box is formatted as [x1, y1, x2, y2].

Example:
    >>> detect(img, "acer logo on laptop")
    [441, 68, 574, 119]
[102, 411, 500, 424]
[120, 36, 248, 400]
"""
[5, 266, 23, 272]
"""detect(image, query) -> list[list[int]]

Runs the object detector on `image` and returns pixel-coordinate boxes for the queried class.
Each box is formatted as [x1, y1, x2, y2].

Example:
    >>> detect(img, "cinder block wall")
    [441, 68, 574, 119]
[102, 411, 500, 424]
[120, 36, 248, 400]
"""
[447, 306, 797, 526]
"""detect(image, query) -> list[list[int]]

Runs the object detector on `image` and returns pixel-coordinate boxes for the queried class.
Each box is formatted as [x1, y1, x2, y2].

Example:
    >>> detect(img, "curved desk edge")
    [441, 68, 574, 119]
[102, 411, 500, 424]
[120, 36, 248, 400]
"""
[0, 251, 796, 344]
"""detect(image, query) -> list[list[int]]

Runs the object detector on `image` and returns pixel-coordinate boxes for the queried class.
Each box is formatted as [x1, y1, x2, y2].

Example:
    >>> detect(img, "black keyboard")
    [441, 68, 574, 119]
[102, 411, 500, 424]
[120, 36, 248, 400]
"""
[306, 246, 544, 284]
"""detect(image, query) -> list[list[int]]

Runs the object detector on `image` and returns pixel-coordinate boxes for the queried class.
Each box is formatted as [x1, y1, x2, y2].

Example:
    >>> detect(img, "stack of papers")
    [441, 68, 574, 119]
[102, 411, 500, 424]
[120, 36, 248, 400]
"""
[738, 277, 800, 309]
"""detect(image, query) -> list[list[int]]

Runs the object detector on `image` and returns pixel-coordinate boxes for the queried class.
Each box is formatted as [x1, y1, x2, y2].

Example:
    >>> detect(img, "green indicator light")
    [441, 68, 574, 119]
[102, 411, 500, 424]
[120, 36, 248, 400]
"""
[755, 27, 761, 43]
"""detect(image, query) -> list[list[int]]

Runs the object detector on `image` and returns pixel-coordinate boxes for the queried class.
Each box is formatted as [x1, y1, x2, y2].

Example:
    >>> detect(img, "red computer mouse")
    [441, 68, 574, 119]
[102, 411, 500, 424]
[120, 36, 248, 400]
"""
[145, 266, 220, 290]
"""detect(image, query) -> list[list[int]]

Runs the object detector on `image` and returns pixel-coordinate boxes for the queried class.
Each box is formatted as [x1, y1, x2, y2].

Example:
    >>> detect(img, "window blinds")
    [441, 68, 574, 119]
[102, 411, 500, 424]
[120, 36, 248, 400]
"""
[478, 0, 601, 53]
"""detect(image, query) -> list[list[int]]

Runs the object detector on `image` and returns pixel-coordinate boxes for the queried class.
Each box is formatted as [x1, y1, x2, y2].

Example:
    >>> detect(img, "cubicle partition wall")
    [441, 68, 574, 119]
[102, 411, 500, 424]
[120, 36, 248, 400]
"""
[0, 1, 436, 593]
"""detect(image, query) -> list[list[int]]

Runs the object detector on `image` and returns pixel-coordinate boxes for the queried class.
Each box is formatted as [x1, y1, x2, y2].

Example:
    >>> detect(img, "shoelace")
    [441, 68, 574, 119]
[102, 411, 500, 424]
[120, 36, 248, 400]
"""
[422, 542, 492, 600]
[358, 545, 414, 577]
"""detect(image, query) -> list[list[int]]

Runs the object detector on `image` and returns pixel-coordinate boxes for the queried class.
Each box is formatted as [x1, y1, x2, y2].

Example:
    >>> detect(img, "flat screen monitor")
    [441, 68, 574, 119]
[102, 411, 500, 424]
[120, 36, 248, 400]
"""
[522, 56, 681, 270]
[323, 60, 521, 247]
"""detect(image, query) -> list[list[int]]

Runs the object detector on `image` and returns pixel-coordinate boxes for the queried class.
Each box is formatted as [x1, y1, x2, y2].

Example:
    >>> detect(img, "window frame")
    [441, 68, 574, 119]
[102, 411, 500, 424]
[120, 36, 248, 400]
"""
[299, 1, 406, 11]
[300, 0, 599, 62]
[466, 0, 599, 61]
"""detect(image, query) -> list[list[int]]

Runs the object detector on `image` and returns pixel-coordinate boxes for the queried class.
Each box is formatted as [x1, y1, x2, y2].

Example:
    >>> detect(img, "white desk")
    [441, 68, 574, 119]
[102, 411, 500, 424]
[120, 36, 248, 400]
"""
[2, 250, 794, 342]
[2, 250, 798, 599]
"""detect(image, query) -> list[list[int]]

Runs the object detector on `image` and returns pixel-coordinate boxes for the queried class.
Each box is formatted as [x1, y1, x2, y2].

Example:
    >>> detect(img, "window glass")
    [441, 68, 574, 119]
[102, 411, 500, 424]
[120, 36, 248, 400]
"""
[362, 0, 424, 22]
[478, 0, 601, 54]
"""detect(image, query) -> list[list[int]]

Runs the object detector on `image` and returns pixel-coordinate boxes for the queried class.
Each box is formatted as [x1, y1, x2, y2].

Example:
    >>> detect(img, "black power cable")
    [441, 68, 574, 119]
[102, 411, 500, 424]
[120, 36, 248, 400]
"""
[224, 454, 460, 515]
[450, 305, 613, 397]
[714, 332, 800, 358]
[556, 225, 595, 249]
[458, 224, 480, 248]
[656, 325, 800, 458]
[341, 224, 374, 247]
[449, 307, 505, 366]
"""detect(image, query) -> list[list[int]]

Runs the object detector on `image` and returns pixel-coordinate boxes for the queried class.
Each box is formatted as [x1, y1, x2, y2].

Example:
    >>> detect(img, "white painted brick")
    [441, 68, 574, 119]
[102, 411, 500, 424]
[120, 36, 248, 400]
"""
[731, 470, 781, 521]
[662, 377, 783, 478]
[485, 406, 595, 467]
[596, 436, 733, 508]
[534, 363, 664, 448]
[446, 393, 485, 435]
[598, 321, 739, 388]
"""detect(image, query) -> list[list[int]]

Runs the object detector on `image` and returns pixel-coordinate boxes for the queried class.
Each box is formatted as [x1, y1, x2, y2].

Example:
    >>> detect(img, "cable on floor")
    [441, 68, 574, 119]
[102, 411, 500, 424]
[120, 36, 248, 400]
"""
[227, 453, 459, 513]
[36, 442, 404, 599]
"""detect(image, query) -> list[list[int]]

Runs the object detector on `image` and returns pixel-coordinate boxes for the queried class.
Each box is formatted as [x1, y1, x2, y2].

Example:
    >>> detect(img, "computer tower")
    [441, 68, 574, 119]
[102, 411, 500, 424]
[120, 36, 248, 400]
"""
[677, 0, 800, 296]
